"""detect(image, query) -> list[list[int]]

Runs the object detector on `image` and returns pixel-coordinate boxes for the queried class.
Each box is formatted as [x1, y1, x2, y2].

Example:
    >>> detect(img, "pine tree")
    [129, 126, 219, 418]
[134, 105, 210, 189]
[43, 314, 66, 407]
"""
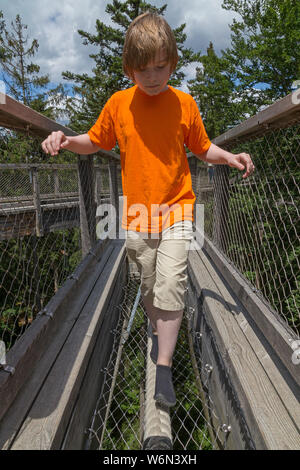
[187, 42, 253, 139]
[62, 0, 201, 134]
[221, 0, 300, 107]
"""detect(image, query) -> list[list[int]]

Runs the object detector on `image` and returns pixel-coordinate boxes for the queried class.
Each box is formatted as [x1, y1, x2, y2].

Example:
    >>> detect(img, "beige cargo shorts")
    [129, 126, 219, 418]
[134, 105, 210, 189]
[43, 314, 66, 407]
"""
[125, 220, 193, 311]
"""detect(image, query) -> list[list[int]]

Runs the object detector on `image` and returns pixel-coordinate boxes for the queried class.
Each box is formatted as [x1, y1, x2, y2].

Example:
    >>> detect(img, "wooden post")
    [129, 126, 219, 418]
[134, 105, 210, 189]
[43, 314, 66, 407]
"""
[189, 156, 198, 228]
[32, 167, 43, 237]
[212, 165, 229, 253]
[196, 162, 201, 195]
[77, 155, 96, 258]
[54, 169, 59, 196]
[31, 236, 42, 312]
[95, 168, 102, 207]
[108, 159, 119, 240]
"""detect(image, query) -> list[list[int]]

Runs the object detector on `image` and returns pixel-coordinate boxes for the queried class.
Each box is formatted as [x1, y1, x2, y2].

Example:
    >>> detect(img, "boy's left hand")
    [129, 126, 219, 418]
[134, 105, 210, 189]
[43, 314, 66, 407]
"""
[227, 153, 255, 179]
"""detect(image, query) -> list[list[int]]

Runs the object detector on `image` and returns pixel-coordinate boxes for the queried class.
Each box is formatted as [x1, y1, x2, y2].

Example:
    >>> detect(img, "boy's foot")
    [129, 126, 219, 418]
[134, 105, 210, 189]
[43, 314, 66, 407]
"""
[150, 327, 158, 364]
[154, 364, 176, 407]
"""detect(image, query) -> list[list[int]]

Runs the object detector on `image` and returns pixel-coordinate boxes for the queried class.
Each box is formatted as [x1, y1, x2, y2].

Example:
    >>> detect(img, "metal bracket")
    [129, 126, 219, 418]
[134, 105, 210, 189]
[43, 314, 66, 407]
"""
[0, 364, 15, 375]
[221, 424, 232, 433]
[37, 308, 54, 318]
[67, 273, 79, 281]
[204, 363, 213, 374]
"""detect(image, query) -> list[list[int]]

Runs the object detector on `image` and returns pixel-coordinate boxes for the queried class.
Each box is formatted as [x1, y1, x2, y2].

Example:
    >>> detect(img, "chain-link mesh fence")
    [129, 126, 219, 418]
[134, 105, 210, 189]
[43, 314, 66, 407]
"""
[1, 94, 299, 450]
[0, 129, 122, 351]
[191, 122, 300, 338]
[84, 271, 229, 451]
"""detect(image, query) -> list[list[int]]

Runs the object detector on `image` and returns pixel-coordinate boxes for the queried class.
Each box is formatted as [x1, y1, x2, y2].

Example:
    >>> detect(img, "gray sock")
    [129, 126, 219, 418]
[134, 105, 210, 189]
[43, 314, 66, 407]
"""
[154, 364, 176, 407]
[150, 333, 158, 364]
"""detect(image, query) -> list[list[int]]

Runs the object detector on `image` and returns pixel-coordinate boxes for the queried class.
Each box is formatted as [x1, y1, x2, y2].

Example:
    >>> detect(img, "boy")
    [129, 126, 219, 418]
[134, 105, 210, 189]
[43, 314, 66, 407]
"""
[42, 12, 255, 408]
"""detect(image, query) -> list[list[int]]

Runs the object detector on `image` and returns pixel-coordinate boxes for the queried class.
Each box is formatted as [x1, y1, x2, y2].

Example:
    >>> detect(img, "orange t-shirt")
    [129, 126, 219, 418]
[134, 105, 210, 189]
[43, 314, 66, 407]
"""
[88, 85, 211, 233]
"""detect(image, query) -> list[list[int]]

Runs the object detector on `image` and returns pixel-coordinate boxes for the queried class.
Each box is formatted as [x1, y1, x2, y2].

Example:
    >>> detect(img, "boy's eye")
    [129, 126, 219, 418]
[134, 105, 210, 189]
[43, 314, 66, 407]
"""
[139, 64, 167, 72]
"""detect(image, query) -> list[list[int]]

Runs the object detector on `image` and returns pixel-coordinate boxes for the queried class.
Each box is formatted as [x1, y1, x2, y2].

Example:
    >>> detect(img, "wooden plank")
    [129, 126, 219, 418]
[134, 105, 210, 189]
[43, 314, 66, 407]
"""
[199, 232, 300, 386]
[0, 93, 78, 139]
[10, 240, 126, 450]
[200, 317, 255, 450]
[187, 264, 255, 450]
[0, 237, 112, 449]
[0, 202, 78, 215]
[0, 193, 78, 204]
[0, 164, 118, 170]
[61, 258, 127, 449]
[188, 249, 300, 450]
[201, 247, 300, 435]
[0, 164, 78, 170]
[0, 237, 110, 424]
[212, 92, 300, 147]
[0, 94, 120, 161]
[185, 289, 222, 450]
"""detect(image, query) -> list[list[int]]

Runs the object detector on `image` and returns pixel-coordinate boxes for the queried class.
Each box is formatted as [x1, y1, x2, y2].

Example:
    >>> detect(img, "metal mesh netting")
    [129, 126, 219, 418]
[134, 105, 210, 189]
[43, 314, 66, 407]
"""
[0, 130, 120, 351]
[84, 271, 232, 451]
[0, 100, 299, 450]
[191, 124, 300, 337]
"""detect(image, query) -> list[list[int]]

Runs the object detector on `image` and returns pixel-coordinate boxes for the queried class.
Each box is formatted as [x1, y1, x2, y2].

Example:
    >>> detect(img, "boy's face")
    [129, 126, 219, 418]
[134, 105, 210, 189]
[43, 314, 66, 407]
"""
[133, 49, 171, 96]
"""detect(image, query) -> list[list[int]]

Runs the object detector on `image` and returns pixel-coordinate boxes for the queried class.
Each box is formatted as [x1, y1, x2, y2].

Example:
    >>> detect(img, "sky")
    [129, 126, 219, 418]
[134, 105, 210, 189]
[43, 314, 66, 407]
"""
[0, 0, 241, 94]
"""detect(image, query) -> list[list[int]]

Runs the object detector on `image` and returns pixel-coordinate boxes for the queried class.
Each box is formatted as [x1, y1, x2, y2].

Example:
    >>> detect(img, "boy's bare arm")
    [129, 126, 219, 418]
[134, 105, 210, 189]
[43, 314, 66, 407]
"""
[41, 131, 101, 156]
[196, 143, 255, 179]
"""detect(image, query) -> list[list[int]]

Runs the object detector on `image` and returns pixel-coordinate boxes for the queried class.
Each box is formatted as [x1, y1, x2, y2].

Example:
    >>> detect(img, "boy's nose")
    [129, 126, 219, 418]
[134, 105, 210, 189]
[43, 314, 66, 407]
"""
[144, 70, 157, 81]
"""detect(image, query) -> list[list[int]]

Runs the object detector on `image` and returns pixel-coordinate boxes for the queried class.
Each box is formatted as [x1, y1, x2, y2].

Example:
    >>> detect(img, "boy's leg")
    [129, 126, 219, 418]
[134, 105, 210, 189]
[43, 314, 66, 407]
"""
[143, 296, 183, 366]
[125, 231, 159, 331]
[152, 225, 192, 367]
[155, 307, 183, 367]
[142, 295, 158, 333]
[126, 224, 191, 369]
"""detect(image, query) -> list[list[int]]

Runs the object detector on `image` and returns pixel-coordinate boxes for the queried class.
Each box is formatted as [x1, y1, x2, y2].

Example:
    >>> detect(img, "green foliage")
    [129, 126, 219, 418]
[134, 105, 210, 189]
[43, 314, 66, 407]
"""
[0, 10, 69, 120]
[172, 323, 213, 450]
[188, 42, 252, 139]
[62, 0, 201, 134]
[221, 0, 300, 105]
[99, 305, 212, 450]
[222, 128, 300, 332]
[188, 0, 300, 138]
[0, 228, 81, 349]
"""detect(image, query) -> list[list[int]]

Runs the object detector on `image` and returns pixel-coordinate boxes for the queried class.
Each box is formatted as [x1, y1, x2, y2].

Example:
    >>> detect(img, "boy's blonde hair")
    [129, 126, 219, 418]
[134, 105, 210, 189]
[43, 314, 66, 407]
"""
[123, 12, 179, 80]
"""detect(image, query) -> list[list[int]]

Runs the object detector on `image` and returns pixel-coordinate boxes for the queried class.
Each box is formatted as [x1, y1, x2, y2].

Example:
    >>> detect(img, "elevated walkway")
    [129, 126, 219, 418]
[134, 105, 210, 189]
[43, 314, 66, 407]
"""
[0, 235, 298, 450]
[0, 90, 299, 450]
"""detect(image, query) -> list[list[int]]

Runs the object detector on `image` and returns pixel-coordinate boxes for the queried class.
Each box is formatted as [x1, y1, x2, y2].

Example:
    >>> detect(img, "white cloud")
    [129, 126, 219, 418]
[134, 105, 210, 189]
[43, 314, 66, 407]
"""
[0, 0, 238, 88]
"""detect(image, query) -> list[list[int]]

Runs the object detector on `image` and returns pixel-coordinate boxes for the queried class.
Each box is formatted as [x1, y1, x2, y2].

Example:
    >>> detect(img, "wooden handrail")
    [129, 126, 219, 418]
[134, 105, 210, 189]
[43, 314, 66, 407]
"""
[0, 163, 120, 170]
[212, 91, 300, 147]
[0, 92, 120, 162]
[2, 90, 300, 157]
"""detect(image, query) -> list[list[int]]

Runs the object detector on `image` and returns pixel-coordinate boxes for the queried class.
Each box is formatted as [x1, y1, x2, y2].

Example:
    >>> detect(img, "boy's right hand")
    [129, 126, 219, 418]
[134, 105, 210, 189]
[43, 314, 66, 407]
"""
[41, 131, 70, 156]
